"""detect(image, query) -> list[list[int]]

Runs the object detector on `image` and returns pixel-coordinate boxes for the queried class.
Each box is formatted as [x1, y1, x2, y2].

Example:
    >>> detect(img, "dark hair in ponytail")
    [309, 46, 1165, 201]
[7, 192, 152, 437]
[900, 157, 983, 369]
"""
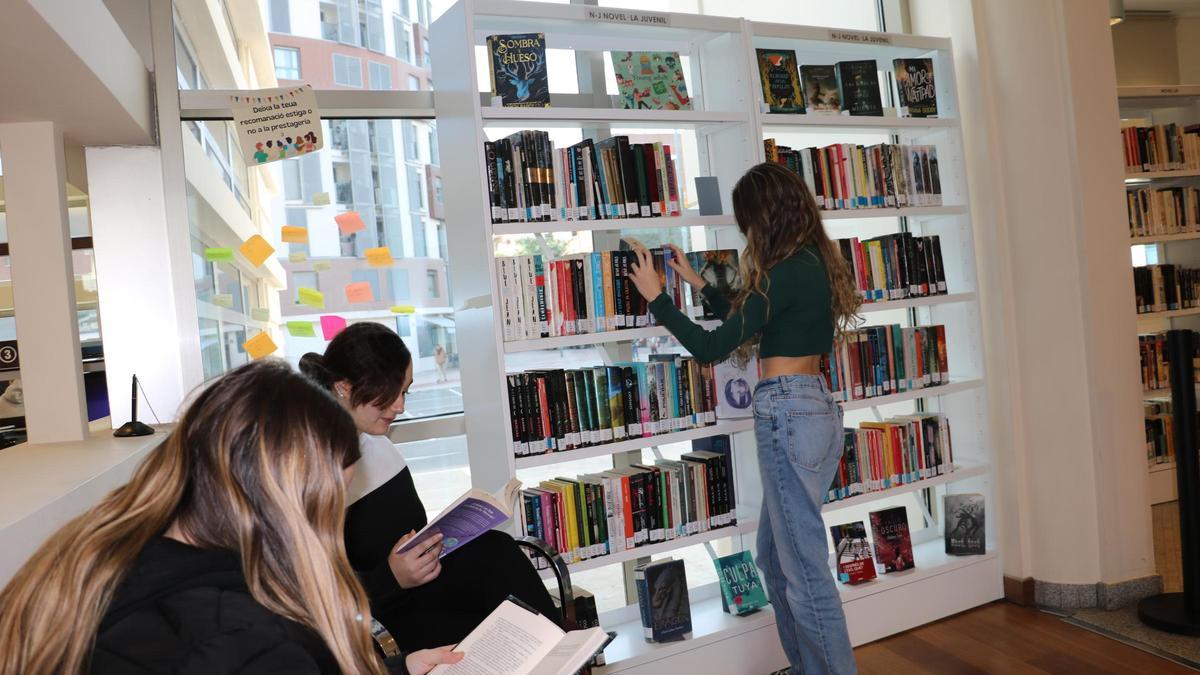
[299, 323, 413, 408]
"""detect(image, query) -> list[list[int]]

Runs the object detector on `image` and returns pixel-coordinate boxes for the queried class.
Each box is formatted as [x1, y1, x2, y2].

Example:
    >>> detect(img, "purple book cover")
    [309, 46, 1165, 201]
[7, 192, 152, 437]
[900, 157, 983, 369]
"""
[396, 494, 511, 558]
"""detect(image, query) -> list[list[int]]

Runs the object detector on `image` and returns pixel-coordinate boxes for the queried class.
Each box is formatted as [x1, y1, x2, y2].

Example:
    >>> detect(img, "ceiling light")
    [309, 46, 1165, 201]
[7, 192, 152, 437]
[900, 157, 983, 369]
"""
[1110, 0, 1125, 25]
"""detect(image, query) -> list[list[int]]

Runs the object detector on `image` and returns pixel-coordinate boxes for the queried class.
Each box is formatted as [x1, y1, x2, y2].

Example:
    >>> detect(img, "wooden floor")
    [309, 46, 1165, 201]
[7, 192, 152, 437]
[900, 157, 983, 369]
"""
[853, 601, 1194, 674]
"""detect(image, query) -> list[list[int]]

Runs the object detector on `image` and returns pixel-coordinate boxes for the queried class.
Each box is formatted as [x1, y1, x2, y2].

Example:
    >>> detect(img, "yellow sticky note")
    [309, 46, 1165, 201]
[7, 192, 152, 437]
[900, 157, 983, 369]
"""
[312, 192, 331, 206]
[390, 305, 416, 314]
[250, 308, 271, 322]
[298, 287, 325, 309]
[344, 281, 374, 304]
[243, 332, 277, 360]
[313, 261, 332, 272]
[212, 293, 234, 308]
[281, 226, 308, 243]
[365, 246, 394, 268]
[335, 211, 367, 235]
[205, 248, 234, 263]
[289, 251, 308, 263]
[239, 235, 275, 267]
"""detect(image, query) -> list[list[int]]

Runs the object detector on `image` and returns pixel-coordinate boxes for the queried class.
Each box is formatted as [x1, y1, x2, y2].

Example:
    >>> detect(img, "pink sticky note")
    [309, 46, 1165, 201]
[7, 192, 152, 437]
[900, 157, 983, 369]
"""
[335, 211, 367, 235]
[320, 315, 347, 340]
[344, 281, 374, 304]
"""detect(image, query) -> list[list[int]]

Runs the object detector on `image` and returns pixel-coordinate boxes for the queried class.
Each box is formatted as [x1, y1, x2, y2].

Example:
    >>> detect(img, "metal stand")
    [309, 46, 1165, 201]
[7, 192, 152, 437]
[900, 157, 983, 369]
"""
[1138, 329, 1200, 635]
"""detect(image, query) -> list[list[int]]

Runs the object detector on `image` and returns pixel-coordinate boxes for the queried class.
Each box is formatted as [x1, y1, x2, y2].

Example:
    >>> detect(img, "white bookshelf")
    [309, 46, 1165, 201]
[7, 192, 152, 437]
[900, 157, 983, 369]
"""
[433, 3, 999, 668]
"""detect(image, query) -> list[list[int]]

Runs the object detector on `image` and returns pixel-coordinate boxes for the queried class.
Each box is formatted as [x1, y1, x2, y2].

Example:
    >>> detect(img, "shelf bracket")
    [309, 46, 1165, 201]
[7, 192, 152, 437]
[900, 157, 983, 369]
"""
[703, 541, 720, 561]
[650, 445, 664, 461]
[870, 405, 883, 422]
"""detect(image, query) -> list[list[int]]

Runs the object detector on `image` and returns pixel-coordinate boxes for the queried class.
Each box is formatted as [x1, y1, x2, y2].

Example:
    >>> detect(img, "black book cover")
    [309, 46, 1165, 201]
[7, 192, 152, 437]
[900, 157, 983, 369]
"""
[756, 48, 805, 113]
[619, 251, 634, 326]
[800, 64, 840, 113]
[614, 136, 640, 217]
[611, 250, 625, 323]
[835, 60, 883, 116]
[893, 58, 937, 117]
[484, 141, 501, 223]
[572, 369, 593, 444]
[943, 493, 985, 555]
[564, 370, 580, 448]
[487, 33, 550, 107]
[573, 258, 588, 327]
[633, 465, 661, 538]
[928, 235, 947, 293]
[501, 139, 517, 218]
[632, 144, 651, 216]
[645, 560, 692, 642]
[506, 374, 523, 452]
[623, 366, 641, 435]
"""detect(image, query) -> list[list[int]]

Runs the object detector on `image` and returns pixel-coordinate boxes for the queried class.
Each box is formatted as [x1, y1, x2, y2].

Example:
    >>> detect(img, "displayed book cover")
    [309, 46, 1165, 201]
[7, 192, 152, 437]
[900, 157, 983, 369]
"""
[635, 558, 692, 642]
[893, 58, 937, 118]
[611, 51, 692, 111]
[714, 355, 759, 419]
[829, 521, 878, 584]
[714, 550, 769, 615]
[486, 33, 550, 107]
[943, 493, 985, 555]
[835, 60, 883, 116]
[756, 48, 805, 113]
[395, 478, 521, 558]
[799, 65, 840, 114]
[685, 250, 740, 319]
[868, 506, 914, 573]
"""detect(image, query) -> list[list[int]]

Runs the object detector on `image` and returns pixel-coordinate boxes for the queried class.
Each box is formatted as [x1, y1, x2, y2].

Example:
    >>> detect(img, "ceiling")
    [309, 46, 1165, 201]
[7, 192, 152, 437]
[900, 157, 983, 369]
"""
[1125, 0, 1200, 15]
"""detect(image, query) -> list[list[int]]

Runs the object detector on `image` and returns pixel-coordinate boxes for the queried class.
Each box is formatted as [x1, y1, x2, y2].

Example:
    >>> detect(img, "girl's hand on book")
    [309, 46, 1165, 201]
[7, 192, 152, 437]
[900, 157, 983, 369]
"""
[389, 530, 444, 588]
[628, 247, 663, 301]
[405, 645, 464, 675]
[664, 244, 706, 290]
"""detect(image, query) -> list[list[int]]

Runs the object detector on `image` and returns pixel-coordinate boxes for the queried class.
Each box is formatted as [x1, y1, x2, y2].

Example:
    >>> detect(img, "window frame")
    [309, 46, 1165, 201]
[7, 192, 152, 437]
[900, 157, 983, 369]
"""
[332, 52, 363, 88]
[273, 46, 301, 80]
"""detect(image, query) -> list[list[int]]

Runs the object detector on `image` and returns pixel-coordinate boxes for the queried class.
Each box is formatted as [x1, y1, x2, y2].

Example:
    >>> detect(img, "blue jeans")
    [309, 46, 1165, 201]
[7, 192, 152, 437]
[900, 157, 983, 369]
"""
[754, 375, 856, 675]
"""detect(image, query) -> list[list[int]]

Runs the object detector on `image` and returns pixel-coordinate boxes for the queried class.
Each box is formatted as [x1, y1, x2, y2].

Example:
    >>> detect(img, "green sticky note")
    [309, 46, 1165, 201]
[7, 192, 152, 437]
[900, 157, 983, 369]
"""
[211, 293, 234, 308]
[286, 321, 317, 337]
[205, 248, 234, 262]
[250, 308, 271, 322]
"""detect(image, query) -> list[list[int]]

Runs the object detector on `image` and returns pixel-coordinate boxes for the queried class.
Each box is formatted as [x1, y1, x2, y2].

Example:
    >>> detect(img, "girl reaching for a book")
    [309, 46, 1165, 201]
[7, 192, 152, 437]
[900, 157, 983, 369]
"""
[300, 324, 558, 652]
[626, 162, 862, 675]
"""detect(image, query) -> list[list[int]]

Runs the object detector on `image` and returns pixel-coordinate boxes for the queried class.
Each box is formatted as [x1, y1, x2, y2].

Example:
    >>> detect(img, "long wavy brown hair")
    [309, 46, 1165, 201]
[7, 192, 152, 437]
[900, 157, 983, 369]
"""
[730, 162, 861, 353]
[0, 360, 387, 675]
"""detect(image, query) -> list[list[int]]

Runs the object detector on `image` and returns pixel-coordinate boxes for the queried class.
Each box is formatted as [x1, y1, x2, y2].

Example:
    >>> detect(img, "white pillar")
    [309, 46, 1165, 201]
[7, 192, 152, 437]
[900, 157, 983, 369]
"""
[0, 122, 88, 443]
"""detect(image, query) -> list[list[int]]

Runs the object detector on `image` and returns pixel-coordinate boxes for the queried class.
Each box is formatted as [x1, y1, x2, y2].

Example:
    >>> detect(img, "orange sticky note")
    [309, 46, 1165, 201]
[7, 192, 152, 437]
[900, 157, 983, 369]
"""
[281, 226, 308, 243]
[240, 235, 275, 267]
[335, 211, 366, 235]
[243, 332, 277, 360]
[365, 246, 394, 268]
[344, 281, 374, 304]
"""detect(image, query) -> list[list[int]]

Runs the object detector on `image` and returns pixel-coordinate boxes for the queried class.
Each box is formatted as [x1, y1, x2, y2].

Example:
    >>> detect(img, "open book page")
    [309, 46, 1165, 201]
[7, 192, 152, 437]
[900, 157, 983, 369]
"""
[527, 627, 609, 675]
[429, 600, 563, 675]
[396, 478, 522, 557]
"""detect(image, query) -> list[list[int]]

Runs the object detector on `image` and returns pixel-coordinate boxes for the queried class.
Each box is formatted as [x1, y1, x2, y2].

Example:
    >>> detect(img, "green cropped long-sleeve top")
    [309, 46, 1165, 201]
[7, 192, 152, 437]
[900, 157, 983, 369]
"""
[648, 246, 834, 364]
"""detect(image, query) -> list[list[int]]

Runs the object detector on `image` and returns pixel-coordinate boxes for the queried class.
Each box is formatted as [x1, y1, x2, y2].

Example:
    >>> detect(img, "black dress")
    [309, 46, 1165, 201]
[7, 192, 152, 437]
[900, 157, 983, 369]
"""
[92, 537, 409, 674]
[344, 433, 559, 651]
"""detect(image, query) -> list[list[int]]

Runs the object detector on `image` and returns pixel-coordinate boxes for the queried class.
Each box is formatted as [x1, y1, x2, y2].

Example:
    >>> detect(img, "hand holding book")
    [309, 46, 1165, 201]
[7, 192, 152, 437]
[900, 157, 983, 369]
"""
[389, 530, 445, 588]
[663, 244, 706, 290]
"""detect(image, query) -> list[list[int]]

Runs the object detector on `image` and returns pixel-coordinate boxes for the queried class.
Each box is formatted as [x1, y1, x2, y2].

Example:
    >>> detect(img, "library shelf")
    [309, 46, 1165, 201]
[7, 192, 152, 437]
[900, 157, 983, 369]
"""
[491, 213, 733, 236]
[1149, 461, 1178, 505]
[760, 114, 958, 130]
[840, 378, 983, 412]
[480, 106, 748, 127]
[820, 205, 968, 221]
[514, 419, 754, 470]
[1130, 232, 1200, 245]
[1124, 168, 1200, 182]
[820, 462, 989, 514]
[1136, 307, 1200, 321]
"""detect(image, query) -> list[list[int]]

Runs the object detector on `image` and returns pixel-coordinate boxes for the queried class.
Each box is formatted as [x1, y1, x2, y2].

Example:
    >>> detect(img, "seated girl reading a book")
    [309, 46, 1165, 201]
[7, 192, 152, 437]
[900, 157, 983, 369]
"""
[0, 360, 462, 674]
[301, 323, 558, 651]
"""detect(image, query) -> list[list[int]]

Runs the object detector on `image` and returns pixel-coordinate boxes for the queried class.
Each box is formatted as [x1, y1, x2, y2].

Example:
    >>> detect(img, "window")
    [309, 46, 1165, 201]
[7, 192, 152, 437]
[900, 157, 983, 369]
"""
[422, 37, 430, 67]
[411, 220, 427, 257]
[269, 0, 290, 33]
[399, 0, 410, 19]
[428, 127, 439, 165]
[403, 121, 419, 160]
[333, 53, 363, 87]
[360, 0, 385, 53]
[394, 17, 412, 63]
[432, 176, 443, 209]
[273, 46, 301, 80]
[293, 271, 318, 304]
[396, 316, 411, 337]
[368, 61, 392, 90]
[408, 167, 424, 209]
[285, 208, 310, 256]
[319, 1, 339, 41]
[426, 269, 439, 297]
[407, 74, 421, 91]
[351, 269, 381, 301]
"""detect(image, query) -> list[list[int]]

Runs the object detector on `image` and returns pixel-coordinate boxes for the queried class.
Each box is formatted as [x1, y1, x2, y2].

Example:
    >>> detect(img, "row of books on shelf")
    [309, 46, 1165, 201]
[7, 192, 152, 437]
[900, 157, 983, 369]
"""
[519, 442, 736, 565]
[1127, 186, 1200, 237]
[829, 414, 955, 503]
[1121, 122, 1200, 175]
[838, 234, 948, 302]
[1144, 400, 1177, 465]
[822, 324, 950, 402]
[485, 132, 681, 224]
[506, 356, 724, 457]
[757, 53, 937, 118]
[1133, 264, 1200, 314]
[765, 140, 944, 211]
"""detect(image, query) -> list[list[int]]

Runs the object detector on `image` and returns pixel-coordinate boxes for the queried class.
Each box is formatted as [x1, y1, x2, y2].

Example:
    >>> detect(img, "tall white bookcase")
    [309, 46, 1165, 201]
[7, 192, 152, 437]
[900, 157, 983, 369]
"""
[1120, 84, 1200, 507]
[432, 2, 1000, 672]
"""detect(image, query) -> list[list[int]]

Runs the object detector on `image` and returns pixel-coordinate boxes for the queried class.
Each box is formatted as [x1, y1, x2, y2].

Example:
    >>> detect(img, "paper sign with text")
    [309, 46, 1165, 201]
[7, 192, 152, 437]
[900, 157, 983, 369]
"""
[231, 85, 323, 166]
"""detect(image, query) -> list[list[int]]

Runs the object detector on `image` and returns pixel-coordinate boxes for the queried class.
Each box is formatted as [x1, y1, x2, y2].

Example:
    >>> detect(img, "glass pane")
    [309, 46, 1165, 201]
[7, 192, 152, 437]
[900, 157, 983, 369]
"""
[596, 0, 879, 28]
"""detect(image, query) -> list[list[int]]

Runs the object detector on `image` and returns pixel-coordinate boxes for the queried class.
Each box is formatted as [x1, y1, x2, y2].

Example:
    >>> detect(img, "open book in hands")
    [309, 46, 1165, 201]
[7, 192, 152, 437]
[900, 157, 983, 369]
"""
[395, 478, 523, 558]
[429, 599, 609, 675]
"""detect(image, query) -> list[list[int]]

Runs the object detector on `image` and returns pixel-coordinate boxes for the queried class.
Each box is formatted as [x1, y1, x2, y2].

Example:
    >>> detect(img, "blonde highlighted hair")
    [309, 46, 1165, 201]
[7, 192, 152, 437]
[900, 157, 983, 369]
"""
[0, 360, 386, 675]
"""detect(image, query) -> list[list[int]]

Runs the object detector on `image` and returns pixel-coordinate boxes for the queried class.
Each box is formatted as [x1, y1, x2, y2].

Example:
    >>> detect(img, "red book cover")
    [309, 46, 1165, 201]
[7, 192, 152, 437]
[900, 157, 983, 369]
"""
[848, 334, 864, 399]
[536, 376, 552, 445]
[935, 325, 949, 383]
[664, 148, 680, 215]
[642, 144, 660, 216]
[830, 521, 878, 584]
[869, 506, 914, 573]
[621, 474, 635, 547]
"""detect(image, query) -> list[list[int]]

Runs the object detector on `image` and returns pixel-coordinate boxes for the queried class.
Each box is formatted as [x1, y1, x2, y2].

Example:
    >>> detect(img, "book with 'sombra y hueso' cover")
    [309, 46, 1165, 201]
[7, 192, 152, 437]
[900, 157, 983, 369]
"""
[835, 60, 883, 116]
[756, 48, 805, 113]
[893, 58, 937, 118]
[944, 493, 985, 555]
[869, 506, 914, 573]
[635, 558, 692, 642]
[830, 521, 878, 584]
[714, 550, 769, 615]
[487, 33, 550, 108]
[611, 51, 692, 111]
[799, 64, 840, 114]
[428, 599, 609, 675]
[394, 478, 521, 558]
